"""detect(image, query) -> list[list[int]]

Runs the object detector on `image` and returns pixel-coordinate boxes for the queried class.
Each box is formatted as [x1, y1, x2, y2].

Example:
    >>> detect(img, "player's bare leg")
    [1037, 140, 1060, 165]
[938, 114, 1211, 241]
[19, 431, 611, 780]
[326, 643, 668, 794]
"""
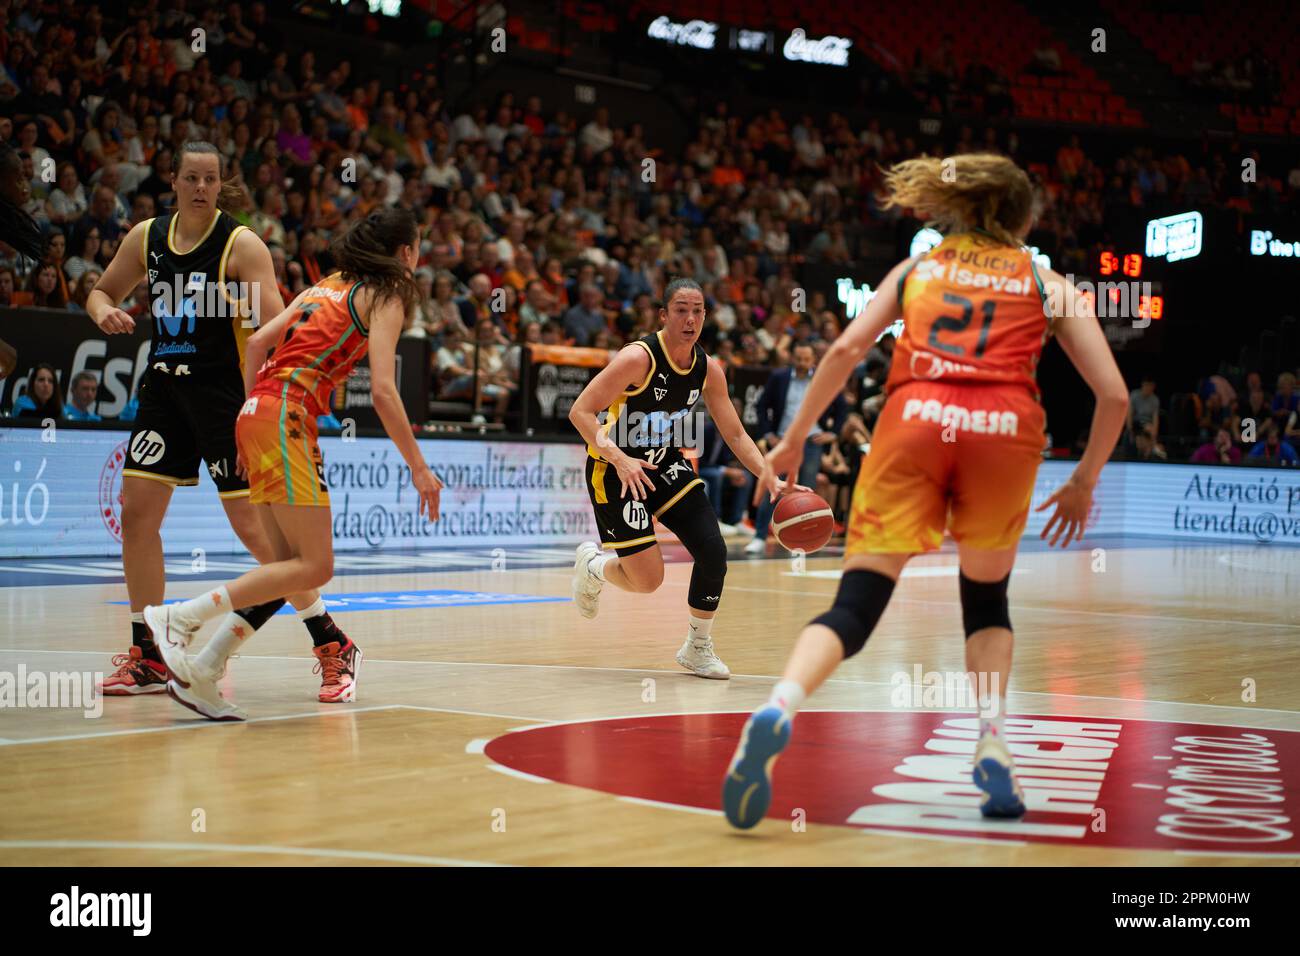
[958, 543, 1024, 818]
[121, 477, 174, 612]
[101, 477, 173, 696]
[199, 496, 358, 703]
[223, 496, 319, 610]
[151, 503, 360, 713]
[573, 539, 727, 677]
[724, 552, 908, 828]
[571, 542, 664, 618]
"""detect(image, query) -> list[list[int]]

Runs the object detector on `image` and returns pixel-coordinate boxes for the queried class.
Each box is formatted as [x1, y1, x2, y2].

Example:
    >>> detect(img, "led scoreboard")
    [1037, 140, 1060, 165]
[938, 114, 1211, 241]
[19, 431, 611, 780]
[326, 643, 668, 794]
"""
[1093, 249, 1165, 322]
[1098, 250, 1143, 278]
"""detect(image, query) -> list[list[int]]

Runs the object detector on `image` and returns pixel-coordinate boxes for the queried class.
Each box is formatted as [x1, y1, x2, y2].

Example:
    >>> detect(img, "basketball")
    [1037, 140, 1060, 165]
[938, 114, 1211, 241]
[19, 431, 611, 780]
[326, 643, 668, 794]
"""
[771, 491, 835, 553]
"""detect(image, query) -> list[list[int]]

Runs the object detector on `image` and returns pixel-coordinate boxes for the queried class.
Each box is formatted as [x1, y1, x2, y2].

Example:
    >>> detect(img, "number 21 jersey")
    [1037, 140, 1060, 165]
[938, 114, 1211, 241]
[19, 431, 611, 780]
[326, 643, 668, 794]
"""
[887, 232, 1052, 401]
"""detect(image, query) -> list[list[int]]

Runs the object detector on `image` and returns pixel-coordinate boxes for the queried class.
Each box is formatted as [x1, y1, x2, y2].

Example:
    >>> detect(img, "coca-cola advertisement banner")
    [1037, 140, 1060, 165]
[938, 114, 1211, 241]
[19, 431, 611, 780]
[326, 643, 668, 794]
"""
[645, 16, 718, 50]
[645, 15, 851, 66]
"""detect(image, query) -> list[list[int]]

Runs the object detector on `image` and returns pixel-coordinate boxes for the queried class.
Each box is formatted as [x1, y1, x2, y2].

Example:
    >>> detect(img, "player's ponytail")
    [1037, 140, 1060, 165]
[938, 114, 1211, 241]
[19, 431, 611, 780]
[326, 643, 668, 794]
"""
[172, 141, 249, 213]
[332, 205, 420, 316]
[880, 153, 1033, 249]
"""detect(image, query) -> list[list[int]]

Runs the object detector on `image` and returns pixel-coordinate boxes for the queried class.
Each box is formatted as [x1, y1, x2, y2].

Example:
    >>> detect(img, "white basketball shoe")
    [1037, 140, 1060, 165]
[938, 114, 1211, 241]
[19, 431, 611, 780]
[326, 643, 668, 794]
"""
[972, 732, 1026, 818]
[142, 604, 198, 688]
[676, 634, 731, 679]
[166, 658, 246, 722]
[572, 541, 603, 619]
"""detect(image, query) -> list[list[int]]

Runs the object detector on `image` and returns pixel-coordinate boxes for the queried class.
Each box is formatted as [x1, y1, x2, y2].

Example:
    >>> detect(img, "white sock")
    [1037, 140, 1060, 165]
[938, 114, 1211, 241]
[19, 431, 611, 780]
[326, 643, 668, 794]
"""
[130, 612, 144, 624]
[194, 611, 252, 676]
[979, 702, 1006, 739]
[173, 586, 231, 628]
[770, 679, 806, 715]
[296, 596, 327, 621]
[687, 614, 713, 644]
[589, 553, 613, 583]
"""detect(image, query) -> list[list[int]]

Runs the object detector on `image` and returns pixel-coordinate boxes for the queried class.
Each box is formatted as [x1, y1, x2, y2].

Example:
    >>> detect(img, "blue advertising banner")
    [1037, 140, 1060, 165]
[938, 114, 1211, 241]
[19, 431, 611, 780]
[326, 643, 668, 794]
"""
[0, 428, 595, 558]
[0, 427, 1297, 557]
[111, 589, 570, 613]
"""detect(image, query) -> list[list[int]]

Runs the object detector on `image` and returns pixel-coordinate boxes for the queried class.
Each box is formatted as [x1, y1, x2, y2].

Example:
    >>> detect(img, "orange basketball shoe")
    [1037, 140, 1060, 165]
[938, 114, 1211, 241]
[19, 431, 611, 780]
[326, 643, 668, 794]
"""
[313, 638, 362, 703]
[100, 646, 169, 695]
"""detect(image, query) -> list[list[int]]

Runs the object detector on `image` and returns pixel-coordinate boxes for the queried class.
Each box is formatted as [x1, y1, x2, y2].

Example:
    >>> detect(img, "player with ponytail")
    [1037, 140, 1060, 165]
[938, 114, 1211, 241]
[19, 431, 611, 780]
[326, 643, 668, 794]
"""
[722, 153, 1130, 828]
[143, 205, 442, 720]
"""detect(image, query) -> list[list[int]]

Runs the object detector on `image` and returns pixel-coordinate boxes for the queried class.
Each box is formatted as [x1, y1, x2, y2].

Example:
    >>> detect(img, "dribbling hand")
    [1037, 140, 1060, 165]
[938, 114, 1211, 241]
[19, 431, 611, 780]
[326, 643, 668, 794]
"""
[754, 438, 802, 506]
[414, 466, 443, 520]
[95, 308, 136, 335]
[1036, 475, 1094, 547]
[614, 454, 657, 501]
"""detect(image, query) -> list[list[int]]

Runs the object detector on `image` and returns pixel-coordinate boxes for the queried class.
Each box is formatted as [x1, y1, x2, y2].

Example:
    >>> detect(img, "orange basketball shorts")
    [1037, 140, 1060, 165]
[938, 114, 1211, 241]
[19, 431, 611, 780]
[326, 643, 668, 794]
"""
[236, 389, 330, 507]
[846, 382, 1046, 555]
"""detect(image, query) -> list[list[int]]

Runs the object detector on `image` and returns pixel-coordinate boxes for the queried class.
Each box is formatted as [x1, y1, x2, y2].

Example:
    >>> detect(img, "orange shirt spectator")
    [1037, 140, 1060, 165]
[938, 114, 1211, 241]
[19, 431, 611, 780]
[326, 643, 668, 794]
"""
[1057, 136, 1084, 182]
[712, 164, 743, 189]
[346, 90, 370, 133]
[136, 34, 161, 70]
[719, 272, 745, 304]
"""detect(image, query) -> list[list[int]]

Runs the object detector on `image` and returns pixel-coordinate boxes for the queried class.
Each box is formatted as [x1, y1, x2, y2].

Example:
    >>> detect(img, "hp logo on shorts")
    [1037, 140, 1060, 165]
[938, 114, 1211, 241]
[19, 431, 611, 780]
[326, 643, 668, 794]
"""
[622, 500, 650, 531]
[129, 431, 167, 466]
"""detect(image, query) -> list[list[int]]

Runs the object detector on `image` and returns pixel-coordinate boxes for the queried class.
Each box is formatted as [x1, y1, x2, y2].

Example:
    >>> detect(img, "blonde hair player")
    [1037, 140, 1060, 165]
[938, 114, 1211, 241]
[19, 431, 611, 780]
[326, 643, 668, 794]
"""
[143, 206, 443, 720]
[568, 278, 781, 678]
[722, 154, 1129, 828]
[87, 141, 357, 703]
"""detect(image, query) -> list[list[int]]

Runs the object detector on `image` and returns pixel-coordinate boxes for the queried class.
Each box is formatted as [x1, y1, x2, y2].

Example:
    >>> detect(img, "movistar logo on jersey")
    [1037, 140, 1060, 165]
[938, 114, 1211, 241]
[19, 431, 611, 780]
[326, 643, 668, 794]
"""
[151, 291, 198, 337]
[150, 274, 256, 333]
[630, 408, 693, 447]
[596, 407, 704, 451]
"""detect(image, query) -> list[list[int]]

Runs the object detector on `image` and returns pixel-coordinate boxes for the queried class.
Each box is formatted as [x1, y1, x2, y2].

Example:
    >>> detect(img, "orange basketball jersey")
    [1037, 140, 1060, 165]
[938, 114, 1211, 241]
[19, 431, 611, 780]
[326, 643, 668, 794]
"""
[253, 274, 368, 416]
[887, 232, 1051, 399]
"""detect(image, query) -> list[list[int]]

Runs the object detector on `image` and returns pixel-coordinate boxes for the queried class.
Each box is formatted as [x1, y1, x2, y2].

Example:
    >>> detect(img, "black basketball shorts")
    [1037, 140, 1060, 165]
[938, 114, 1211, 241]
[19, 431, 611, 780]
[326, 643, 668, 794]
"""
[584, 451, 704, 555]
[123, 367, 249, 496]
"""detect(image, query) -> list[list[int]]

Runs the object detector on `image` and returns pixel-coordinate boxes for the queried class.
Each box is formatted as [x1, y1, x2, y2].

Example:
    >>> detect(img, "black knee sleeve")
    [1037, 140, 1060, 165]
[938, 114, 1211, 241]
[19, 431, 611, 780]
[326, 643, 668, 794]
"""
[686, 533, 727, 611]
[659, 486, 728, 612]
[959, 571, 1011, 638]
[235, 597, 287, 631]
[811, 569, 896, 659]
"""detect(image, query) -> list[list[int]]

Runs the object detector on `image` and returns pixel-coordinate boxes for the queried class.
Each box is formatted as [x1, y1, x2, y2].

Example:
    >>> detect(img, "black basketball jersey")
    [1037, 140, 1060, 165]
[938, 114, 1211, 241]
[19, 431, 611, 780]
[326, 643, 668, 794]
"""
[143, 210, 253, 375]
[588, 330, 708, 461]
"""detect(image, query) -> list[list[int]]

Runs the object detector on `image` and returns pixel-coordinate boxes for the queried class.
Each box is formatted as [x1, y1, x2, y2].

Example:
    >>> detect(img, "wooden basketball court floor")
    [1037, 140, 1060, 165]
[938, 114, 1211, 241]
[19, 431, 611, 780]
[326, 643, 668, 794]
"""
[1, 539, 1297, 867]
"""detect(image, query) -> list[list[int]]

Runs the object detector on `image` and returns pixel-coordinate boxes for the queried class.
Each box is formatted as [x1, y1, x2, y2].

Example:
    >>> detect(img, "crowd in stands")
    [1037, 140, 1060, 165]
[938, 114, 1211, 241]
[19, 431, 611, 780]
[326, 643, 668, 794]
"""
[1180, 370, 1300, 465]
[1, 0, 1298, 482]
[1097, 368, 1300, 468]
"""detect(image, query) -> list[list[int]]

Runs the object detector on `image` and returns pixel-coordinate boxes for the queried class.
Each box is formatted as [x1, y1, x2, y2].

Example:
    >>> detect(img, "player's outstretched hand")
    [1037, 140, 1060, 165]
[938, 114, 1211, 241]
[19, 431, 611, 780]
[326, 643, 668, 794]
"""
[95, 308, 136, 335]
[755, 438, 803, 506]
[235, 450, 248, 481]
[1036, 475, 1093, 547]
[415, 466, 443, 520]
[614, 454, 657, 501]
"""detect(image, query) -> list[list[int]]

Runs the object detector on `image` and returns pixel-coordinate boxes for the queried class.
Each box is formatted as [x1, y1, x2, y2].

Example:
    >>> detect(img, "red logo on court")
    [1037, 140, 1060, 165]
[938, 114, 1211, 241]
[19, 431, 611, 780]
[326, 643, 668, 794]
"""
[484, 712, 1300, 855]
[99, 440, 129, 542]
